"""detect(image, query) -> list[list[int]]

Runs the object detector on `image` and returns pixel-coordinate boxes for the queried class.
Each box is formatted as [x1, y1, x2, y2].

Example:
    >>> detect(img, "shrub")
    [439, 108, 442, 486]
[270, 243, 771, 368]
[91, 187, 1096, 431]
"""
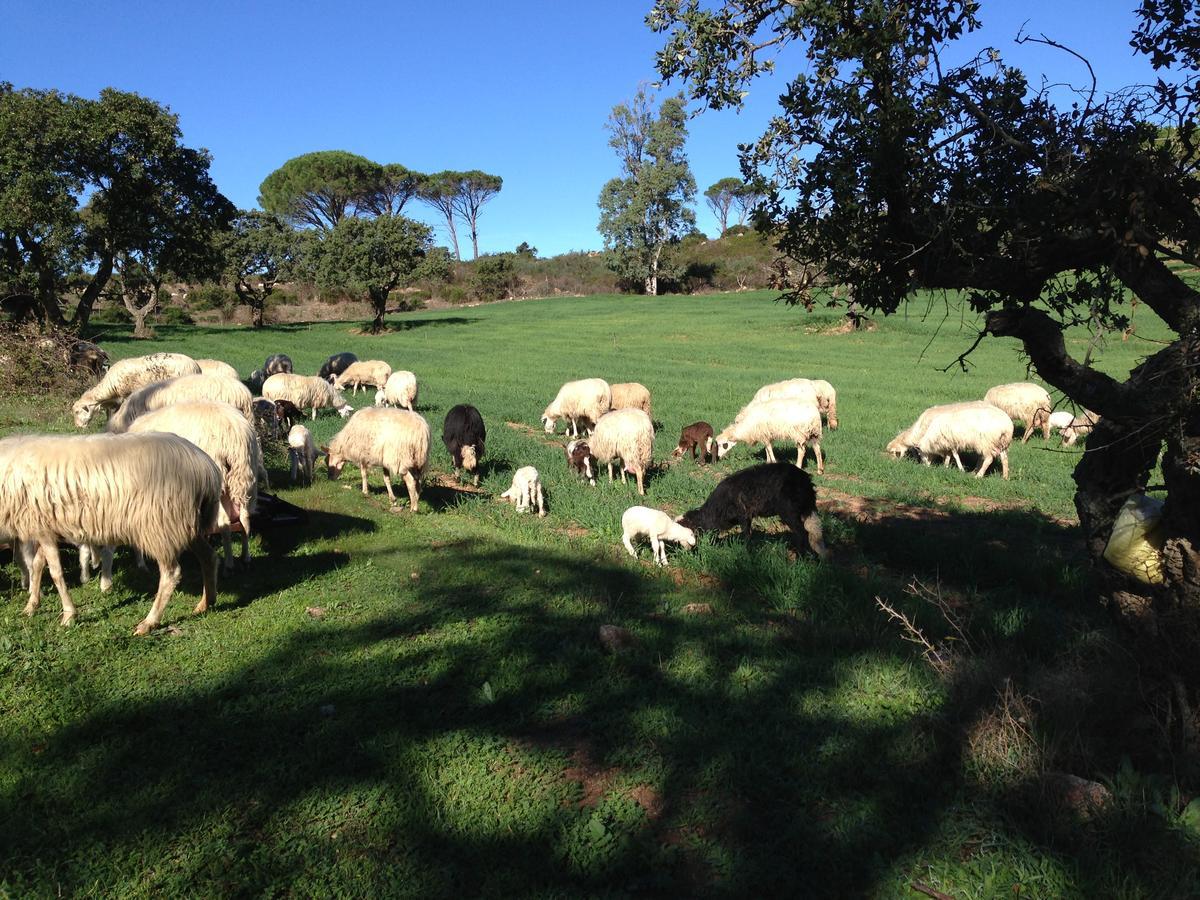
[471, 253, 518, 301]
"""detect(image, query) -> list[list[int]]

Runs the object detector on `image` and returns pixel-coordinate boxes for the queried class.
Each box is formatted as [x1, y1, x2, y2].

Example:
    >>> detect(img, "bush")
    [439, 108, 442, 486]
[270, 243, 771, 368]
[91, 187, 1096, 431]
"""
[187, 283, 238, 313]
[158, 305, 194, 326]
[471, 253, 519, 301]
[441, 286, 469, 305]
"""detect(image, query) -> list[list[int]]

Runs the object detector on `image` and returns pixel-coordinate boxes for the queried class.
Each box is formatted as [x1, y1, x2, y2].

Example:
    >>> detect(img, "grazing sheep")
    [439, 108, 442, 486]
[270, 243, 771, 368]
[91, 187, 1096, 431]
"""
[374, 370, 419, 411]
[107, 374, 255, 433]
[335, 359, 393, 395]
[196, 359, 240, 380]
[0, 431, 221, 634]
[251, 398, 279, 438]
[263, 373, 353, 420]
[442, 404, 486, 485]
[621, 506, 695, 567]
[247, 369, 267, 393]
[678, 463, 830, 560]
[1048, 410, 1075, 433]
[717, 399, 825, 473]
[752, 378, 839, 429]
[500, 466, 546, 517]
[264, 354, 293, 376]
[319, 352, 358, 383]
[983, 382, 1052, 444]
[890, 401, 1013, 478]
[72, 352, 201, 427]
[69, 340, 109, 376]
[128, 401, 268, 572]
[565, 440, 597, 486]
[541, 378, 612, 437]
[288, 424, 318, 486]
[1061, 411, 1100, 447]
[610, 382, 652, 417]
[588, 408, 654, 495]
[671, 421, 714, 464]
[325, 407, 429, 510]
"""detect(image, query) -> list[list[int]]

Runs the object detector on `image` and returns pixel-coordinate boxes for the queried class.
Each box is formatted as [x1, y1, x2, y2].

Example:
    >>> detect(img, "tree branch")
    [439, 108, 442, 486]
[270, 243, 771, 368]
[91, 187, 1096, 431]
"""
[1112, 250, 1200, 335]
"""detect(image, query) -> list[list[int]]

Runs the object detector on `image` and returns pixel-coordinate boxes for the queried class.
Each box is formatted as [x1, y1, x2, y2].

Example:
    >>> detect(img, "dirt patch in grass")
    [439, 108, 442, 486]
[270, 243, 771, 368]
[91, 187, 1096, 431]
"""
[428, 472, 488, 494]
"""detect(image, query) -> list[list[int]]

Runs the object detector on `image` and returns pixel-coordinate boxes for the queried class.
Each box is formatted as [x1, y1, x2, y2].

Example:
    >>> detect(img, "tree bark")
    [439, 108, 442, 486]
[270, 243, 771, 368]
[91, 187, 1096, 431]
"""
[369, 288, 387, 333]
[72, 251, 114, 332]
[646, 243, 663, 296]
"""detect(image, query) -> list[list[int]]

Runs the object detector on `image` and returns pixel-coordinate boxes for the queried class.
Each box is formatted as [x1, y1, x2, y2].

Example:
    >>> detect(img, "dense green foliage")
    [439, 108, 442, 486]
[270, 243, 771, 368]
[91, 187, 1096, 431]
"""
[218, 211, 303, 328]
[3, 293, 1200, 896]
[257, 150, 380, 231]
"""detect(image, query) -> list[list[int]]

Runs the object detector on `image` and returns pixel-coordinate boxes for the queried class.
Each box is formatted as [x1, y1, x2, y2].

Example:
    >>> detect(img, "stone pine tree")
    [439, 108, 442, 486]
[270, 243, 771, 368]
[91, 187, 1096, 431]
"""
[258, 150, 379, 231]
[452, 170, 503, 260]
[416, 172, 463, 261]
[650, 0, 1200, 729]
[704, 177, 744, 234]
[597, 87, 696, 295]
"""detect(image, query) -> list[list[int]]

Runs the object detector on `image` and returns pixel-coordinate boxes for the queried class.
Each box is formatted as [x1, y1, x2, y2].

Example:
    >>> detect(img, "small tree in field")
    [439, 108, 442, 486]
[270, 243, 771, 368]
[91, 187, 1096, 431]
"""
[705, 177, 743, 234]
[219, 211, 299, 328]
[598, 87, 697, 295]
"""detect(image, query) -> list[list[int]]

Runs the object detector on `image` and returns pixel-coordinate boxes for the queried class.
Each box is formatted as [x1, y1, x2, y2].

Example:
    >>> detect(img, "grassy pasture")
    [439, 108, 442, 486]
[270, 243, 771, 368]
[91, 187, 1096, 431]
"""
[1, 292, 1196, 897]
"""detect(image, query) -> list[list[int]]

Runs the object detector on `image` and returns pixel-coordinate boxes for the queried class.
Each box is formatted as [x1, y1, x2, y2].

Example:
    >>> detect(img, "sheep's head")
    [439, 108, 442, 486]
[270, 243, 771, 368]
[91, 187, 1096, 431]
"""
[674, 524, 697, 549]
[715, 438, 738, 459]
[323, 446, 345, 480]
[886, 430, 912, 458]
[541, 412, 557, 434]
[72, 399, 99, 428]
[460, 445, 478, 471]
[374, 390, 385, 406]
[336, 403, 354, 418]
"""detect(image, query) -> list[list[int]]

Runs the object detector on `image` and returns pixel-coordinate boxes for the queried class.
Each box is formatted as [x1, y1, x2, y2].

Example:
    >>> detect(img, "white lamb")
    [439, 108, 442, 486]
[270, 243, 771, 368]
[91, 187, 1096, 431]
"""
[335, 359, 393, 394]
[0, 431, 221, 634]
[983, 382, 1052, 444]
[1061, 411, 1100, 447]
[890, 401, 1013, 478]
[500, 466, 546, 517]
[263, 373, 353, 420]
[374, 370, 419, 411]
[72, 352, 201, 427]
[127, 401, 268, 572]
[621, 506, 696, 567]
[717, 399, 825, 473]
[325, 407, 430, 510]
[588, 408, 655, 495]
[751, 378, 838, 429]
[541, 378, 612, 437]
[106, 373, 255, 433]
[195, 358, 240, 380]
[288, 424, 318, 485]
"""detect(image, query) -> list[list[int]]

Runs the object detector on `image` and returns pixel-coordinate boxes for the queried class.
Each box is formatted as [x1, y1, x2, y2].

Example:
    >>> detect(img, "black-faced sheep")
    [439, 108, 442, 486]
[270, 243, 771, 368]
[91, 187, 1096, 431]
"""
[325, 407, 430, 510]
[265, 354, 293, 376]
[273, 399, 303, 434]
[442, 404, 486, 486]
[671, 421, 714, 464]
[319, 352, 358, 383]
[677, 462, 830, 560]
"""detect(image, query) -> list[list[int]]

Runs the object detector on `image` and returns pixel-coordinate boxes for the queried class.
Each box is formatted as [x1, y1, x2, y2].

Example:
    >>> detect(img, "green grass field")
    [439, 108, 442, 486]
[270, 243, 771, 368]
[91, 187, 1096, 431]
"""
[1, 292, 1197, 897]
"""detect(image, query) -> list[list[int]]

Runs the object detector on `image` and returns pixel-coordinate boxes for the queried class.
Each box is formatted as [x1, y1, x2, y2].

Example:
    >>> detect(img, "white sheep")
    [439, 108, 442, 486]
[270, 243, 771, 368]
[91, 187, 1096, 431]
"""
[72, 352, 201, 427]
[541, 378, 612, 437]
[335, 359, 393, 394]
[890, 401, 1013, 478]
[751, 378, 838, 428]
[717, 399, 825, 473]
[127, 401, 268, 572]
[195, 359, 240, 380]
[325, 407, 430, 510]
[499, 466, 546, 517]
[288, 424, 318, 485]
[0, 431, 221, 634]
[106, 373, 255, 433]
[1047, 410, 1075, 433]
[621, 506, 696, 567]
[263, 373, 353, 420]
[588, 408, 655, 495]
[610, 382, 652, 417]
[373, 370, 419, 411]
[983, 382, 1052, 444]
[1061, 411, 1100, 447]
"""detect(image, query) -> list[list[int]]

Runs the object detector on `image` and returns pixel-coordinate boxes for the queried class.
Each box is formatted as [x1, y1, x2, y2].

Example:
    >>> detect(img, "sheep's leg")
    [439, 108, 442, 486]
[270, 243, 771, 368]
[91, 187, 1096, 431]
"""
[220, 527, 235, 574]
[382, 472, 397, 505]
[920, 453, 933, 467]
[620, 465, 627, 484]
[536, 485, 546, 517]
[802, 512, 831, 560]
[651, 535, 666, 567]
[311, 407, 317, 421]
[795, 442, 805, 468]
[238, 526, 251, 566]
[79, 544, 94, 584]
[999, 450, 1009, 480]
[134, 547, 147, 570]
[99, 546, 113, 592]
[742, 518, 754, 543]
[1021, 421, 1034, 444]
[607, 461, 615, 483]
[22, 543, 46, 616]
[361, 465, 370, 496]
[190, 536, 218, 615]
[975, 454, 993, 478]
[635, 468, 645, 496]
[134, 559, 183, 636]
[812, 442, 824, 475]
[952, 450, 965, 472]
[765, 442, 776, 463]
[623, 532, 637, 559]
[289, 450, 299, 485]
[402, 471, 420, 512]
[40, 542, 77, 626]
[14, 540, 31, 591]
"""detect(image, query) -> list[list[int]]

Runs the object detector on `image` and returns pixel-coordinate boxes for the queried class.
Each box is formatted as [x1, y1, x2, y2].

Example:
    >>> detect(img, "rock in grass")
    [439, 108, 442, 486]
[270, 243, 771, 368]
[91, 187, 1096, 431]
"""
[598, 624, 638, 654]
[305, 606, 326, 619]
[1042, 772, 1111, 818]
[681, 603, 714, 616]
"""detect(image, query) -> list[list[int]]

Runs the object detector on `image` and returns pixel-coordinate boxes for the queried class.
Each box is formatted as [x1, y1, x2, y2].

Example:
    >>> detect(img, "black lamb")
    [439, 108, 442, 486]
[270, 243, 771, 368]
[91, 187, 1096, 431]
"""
[677, 463, 830, 559]
[318, 352, 358, 383]
[442, 404, 486, 485]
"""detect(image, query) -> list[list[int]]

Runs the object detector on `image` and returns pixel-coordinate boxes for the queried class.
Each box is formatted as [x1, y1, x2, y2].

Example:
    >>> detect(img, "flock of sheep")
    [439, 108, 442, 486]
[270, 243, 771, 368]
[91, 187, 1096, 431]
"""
[0, 343, 1096, 636]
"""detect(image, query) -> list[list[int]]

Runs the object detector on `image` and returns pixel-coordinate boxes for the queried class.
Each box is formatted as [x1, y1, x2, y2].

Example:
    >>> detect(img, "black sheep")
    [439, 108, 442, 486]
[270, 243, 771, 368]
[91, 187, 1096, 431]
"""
[264, 353, 293, 376]
[442, 404, 486, 485]
[318, 352, 358, 383]
[677, 463, 830, 559]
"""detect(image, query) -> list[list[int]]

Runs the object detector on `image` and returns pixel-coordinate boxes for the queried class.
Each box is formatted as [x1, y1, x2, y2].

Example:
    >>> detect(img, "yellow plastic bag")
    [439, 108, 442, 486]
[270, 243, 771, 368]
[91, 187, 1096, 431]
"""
[1103, 494, 1166, 585]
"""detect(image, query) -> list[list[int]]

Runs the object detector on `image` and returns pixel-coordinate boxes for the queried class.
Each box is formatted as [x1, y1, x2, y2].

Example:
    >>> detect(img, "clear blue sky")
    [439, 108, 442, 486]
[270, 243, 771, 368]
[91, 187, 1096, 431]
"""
[2, 1, 1162, 257]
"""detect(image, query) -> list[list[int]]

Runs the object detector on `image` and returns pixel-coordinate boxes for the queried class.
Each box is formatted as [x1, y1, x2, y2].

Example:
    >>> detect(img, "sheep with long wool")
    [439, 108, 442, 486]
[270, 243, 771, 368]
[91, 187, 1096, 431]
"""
[263, 373, 353, 420]
[335, 359, 393, 394]
[587, 408, 654, 495]
[0, 431, 221, 634]
[541, 378, 612, 437]
[717, 398, 825, 473]
[127, 401, 268, 571]
[107, 373, 254, 433]
[1061, 411, 1099, 447]
[325, 407, 430, 510]
[500, 466, 546, 516]
[72, 352, 201, 427]
[374, 370, 419, 411]
[621, 506, 695, 567]
[983, 382, 1052, 444]
[610, 382, 652, 417]
[288, 424, 319, 485]
[890, 401, 1014, 478]
[196, 359, 240, 380]
[751, 378, 838, 428]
